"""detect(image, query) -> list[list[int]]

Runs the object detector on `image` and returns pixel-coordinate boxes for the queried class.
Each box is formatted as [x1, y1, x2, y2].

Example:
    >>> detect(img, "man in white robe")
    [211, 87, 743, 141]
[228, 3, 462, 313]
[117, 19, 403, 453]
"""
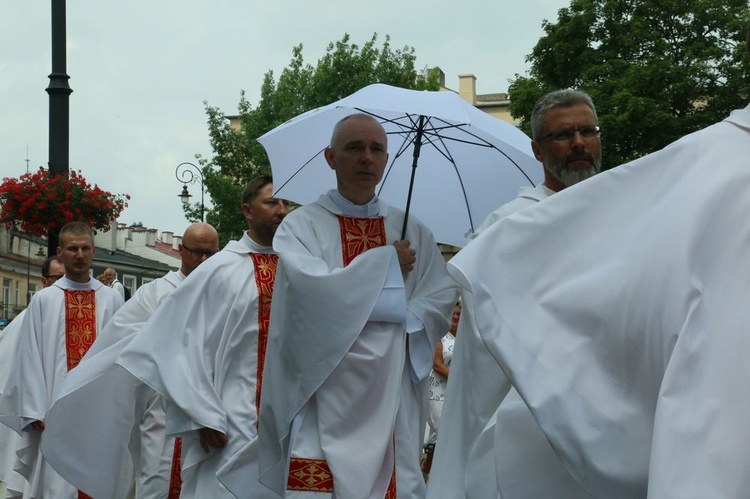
[105, 268, 127, 301]
[0, 222, 123, 498]
[116, 177, 290, 498]
[0, 257, 65, 498]
[437, 98, 750, 497]
[41, 222, 219, 499]
[258, 114, 457, 498]
[430, 89, 603, 498]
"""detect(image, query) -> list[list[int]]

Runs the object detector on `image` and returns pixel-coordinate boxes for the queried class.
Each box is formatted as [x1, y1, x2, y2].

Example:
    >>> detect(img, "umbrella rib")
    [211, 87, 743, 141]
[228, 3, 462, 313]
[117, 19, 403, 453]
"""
[273, 147, 327, 195]
[356, 107, 537, 236]
[424, 116, 538, 186]
[421, 117, 477, 233]
[377, 129, 414, 196]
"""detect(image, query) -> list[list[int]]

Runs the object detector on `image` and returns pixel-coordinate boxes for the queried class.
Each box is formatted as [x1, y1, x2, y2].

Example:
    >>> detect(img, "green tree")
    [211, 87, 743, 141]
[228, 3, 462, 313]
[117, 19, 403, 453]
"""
[508, 0, 750, 169]
[193, 33, 439, 244]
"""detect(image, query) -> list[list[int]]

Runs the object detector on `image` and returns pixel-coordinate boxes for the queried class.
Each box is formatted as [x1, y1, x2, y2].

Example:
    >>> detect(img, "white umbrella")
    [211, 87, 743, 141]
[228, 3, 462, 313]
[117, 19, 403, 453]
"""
[258, 83, 543, 247]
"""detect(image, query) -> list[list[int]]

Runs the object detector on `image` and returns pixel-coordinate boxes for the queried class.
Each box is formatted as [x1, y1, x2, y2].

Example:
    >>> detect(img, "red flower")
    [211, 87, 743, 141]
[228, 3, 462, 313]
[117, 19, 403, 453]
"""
[0, 169, 129, 237]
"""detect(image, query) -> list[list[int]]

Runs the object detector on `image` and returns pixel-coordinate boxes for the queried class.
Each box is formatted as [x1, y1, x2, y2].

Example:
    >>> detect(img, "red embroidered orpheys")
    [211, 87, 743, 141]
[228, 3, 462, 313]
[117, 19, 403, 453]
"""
[168, 437, 182, 499]
[337, 216, 387, 267]
[64, 290, 97, 371]
[287, 457, 334, 492]
[385, 467, 397, 499]
[286, 457, 397, 497]
[251, 253, 278, 415]
[63, 289, 97, 499]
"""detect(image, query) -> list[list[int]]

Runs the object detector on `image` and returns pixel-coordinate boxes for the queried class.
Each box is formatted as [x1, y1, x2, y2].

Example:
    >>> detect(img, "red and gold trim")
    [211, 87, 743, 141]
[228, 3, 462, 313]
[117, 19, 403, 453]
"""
[250, 253, 278, 415]
[64, 290, 97, 371]
[168, 437, 182, 499]
[286, 457, 397, 497]
[337, 216, 387, 267]
[385, 469, 397, 499]
[287, 457, 334, 492]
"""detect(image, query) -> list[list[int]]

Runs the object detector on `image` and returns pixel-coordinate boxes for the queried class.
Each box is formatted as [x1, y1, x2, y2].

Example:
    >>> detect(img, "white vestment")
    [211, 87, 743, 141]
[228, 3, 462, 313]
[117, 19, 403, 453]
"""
[111, 279, 126, 300]
[116, 233, 276, 499]
[470, 183, 553, 237]
[439, 105, 750, 498]
[0, 311, 29, 498]
[41, 270, 185, 498]
[431, 181, 592, 498]
[259, 193, 457, 498]
[0, 277, 122, 498]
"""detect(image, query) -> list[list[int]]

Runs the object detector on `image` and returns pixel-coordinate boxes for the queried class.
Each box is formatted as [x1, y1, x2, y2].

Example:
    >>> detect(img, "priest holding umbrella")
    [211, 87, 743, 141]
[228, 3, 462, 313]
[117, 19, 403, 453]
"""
[258, 113, 457, 498]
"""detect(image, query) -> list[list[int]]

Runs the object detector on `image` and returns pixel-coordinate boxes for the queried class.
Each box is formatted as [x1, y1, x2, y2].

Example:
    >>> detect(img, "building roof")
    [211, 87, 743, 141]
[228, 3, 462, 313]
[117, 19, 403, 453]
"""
[93, 247, 174, 273]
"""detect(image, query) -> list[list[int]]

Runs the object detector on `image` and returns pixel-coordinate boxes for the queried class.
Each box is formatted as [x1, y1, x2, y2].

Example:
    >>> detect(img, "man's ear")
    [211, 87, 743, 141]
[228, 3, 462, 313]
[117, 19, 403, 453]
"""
[324, 147, 336, 170]
[531, 140, 544, 162]
[242, 202, 252, 221]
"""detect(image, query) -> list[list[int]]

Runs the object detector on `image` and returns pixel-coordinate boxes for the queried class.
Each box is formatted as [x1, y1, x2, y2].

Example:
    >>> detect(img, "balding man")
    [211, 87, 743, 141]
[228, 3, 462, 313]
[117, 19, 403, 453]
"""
[258, 114, 457, 498]
[104, 267, 127, 300]
[42, 222, 219, 498]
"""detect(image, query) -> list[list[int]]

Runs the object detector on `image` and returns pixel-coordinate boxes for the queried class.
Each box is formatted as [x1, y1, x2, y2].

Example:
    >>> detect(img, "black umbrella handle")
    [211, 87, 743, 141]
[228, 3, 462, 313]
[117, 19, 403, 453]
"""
[401, 115, 424, 240]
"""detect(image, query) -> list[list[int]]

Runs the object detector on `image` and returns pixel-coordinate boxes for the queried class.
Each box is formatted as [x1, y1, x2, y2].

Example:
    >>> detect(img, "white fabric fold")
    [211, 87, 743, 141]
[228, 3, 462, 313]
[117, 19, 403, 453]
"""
[439, 105, 750, 498]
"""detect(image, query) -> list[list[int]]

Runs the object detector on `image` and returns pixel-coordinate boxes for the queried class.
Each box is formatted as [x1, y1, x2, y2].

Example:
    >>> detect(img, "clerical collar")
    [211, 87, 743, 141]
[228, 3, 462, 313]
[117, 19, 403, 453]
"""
[55, 276, 96, 290]
[328, 189, 380, 218]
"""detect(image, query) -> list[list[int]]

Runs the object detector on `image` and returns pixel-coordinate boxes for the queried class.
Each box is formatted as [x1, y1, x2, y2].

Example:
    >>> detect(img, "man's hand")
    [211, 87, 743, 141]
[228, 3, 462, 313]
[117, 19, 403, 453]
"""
[394, 240, 416, 274]
[199, 427, 228, 452]
[31, 420, 45, 432]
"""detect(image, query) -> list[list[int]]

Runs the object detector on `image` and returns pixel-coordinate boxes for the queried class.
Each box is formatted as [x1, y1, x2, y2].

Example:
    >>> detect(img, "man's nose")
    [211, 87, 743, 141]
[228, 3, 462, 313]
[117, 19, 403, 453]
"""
[276, 201, 291, 215]
[570, 130, 586, 148]
[361, 146, 376, 163]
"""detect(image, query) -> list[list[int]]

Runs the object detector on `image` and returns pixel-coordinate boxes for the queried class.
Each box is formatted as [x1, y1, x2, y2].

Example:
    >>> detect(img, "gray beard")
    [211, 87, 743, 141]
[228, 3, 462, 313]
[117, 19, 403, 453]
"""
[547, 152, 602, 187]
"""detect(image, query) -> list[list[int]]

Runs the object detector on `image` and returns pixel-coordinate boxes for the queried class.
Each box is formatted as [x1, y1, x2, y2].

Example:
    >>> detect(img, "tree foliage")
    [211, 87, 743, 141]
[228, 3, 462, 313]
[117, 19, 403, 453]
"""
[508, 0, 750, 169]
[194, 33, 439, 244]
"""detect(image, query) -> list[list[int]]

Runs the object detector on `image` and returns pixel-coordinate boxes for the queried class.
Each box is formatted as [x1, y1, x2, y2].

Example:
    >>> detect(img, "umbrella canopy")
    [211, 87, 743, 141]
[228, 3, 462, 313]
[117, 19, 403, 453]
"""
[258, 83, 543, 248]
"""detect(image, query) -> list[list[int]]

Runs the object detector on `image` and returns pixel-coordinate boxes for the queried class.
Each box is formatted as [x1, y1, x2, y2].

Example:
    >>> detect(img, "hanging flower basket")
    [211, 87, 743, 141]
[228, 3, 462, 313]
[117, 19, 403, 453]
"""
[0, 169, 130, 237]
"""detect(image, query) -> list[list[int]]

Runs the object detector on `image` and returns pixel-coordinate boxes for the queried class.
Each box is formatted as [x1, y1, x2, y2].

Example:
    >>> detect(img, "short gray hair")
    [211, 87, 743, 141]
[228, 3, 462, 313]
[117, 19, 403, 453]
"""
[530, 89, 598, 140]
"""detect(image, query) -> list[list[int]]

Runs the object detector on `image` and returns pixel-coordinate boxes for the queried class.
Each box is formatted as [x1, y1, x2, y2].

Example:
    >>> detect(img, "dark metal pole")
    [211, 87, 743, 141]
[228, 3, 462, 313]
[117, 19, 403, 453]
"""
[47, 0, 72, 256]
[400, 115, 425, 240]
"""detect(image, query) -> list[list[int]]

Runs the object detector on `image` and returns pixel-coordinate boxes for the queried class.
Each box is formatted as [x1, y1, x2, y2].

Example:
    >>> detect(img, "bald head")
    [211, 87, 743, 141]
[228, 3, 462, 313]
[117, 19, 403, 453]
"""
[179, 222, 220, 276]
[330, 113, 386, 149]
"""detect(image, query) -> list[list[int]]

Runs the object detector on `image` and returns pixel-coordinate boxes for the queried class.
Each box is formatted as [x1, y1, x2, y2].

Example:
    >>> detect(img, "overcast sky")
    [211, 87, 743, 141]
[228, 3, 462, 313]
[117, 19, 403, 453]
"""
[1, 0, 570, 238]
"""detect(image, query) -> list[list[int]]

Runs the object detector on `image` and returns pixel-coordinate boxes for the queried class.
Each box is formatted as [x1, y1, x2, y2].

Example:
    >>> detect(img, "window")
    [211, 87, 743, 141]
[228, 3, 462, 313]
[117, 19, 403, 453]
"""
[123, 275, 137, 298]
[2, 278, 11, 319]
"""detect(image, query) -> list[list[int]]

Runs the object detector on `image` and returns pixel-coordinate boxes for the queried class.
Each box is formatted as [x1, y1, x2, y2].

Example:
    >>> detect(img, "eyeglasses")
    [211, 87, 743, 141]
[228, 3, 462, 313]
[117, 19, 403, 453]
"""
[182, 244, 218, 259]
[44, 274, 65, 280]
[537, 125, 601, 143]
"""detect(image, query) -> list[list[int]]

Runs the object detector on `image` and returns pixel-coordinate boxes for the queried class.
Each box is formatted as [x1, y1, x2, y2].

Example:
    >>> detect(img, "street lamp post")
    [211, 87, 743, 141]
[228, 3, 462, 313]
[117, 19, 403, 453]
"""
[175, 162, 205, 222]
[47, 0, 73, 257]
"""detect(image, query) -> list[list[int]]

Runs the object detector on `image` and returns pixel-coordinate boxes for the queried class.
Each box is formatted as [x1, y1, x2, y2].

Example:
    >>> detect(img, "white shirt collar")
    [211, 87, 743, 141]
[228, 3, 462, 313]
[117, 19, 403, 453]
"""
[327, 189, 380, 218]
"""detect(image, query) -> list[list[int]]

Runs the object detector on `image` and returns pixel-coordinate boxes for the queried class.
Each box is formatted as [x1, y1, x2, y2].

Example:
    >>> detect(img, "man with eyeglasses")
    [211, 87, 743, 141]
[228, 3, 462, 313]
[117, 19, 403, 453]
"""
[473, 89, 602, 235]
[431, 90, 602, 499]
[42, 221, 219, 499]
[0, 256, 64, 497]
[436, 24, 750, 498]
[0, 222, 123, 499]
[114, 176, 290, 498]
